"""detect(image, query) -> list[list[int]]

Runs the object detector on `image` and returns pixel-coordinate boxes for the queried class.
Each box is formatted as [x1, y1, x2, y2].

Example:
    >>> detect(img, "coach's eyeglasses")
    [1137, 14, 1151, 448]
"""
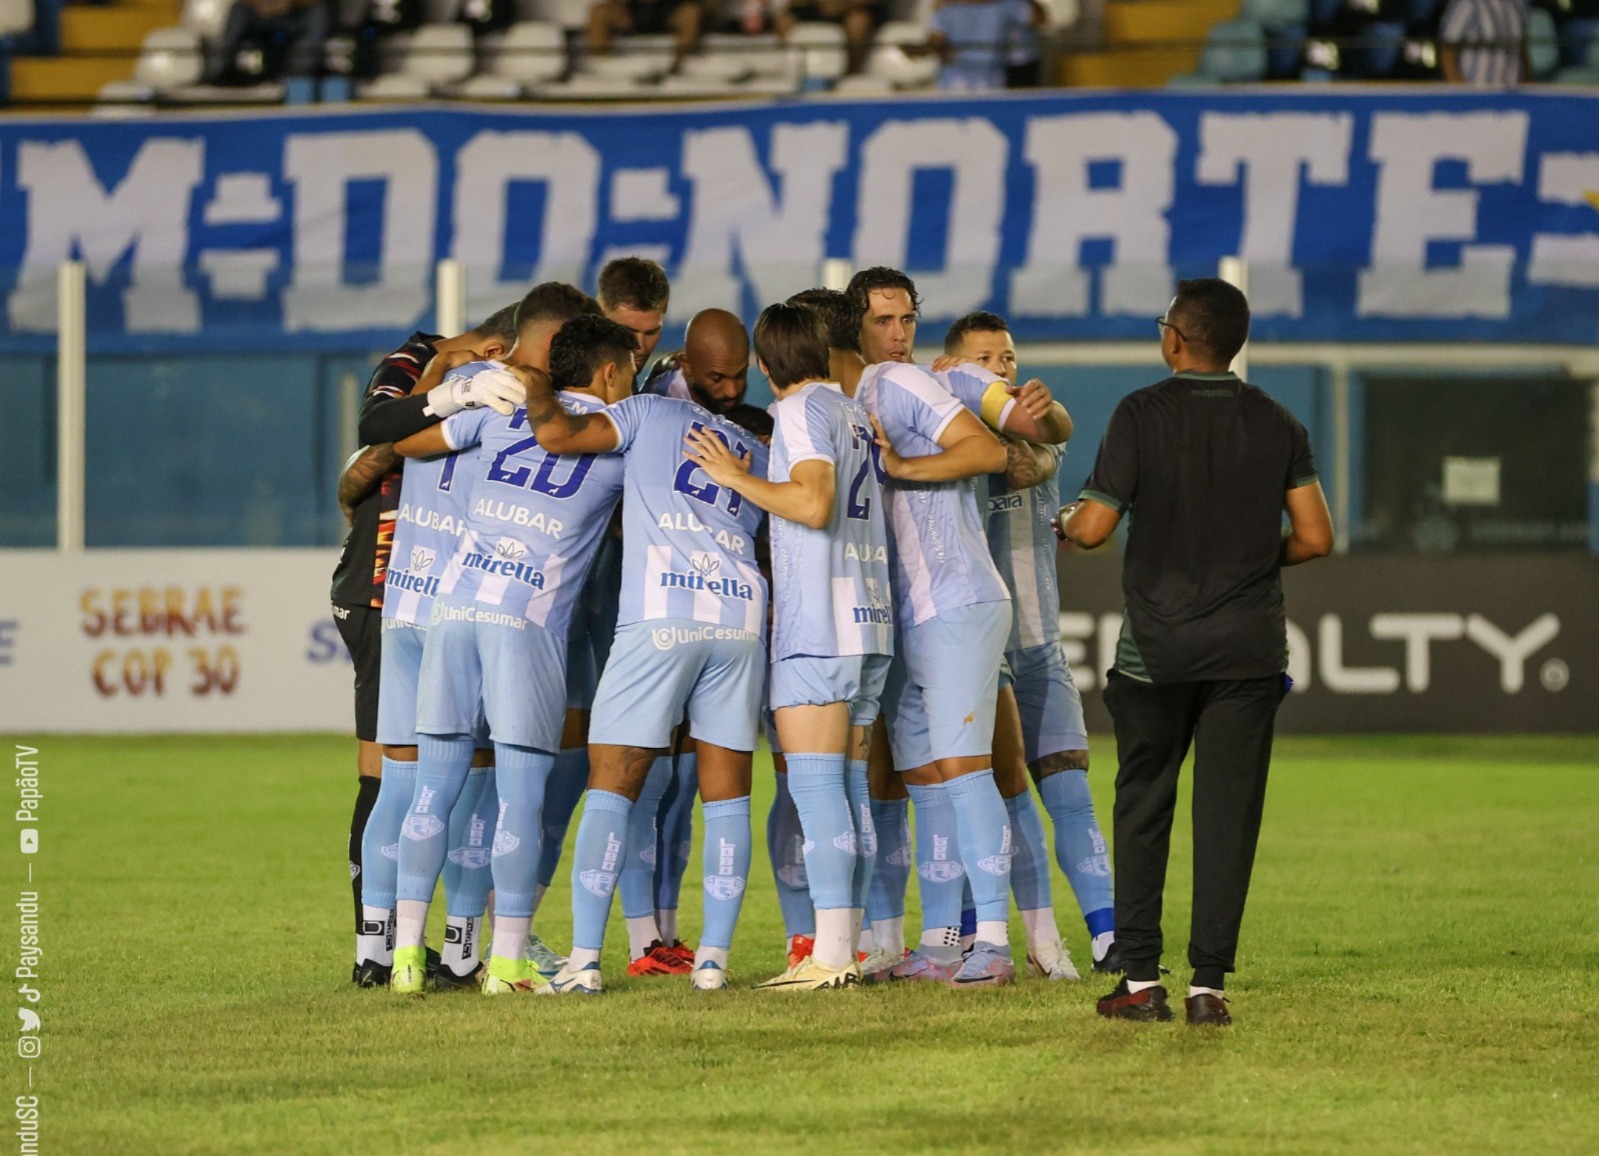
[1155, 316, 1186, 342]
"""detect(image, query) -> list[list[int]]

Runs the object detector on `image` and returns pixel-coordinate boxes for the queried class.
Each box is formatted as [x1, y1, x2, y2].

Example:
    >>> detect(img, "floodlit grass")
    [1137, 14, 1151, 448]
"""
[20, 734, 1599, 1154]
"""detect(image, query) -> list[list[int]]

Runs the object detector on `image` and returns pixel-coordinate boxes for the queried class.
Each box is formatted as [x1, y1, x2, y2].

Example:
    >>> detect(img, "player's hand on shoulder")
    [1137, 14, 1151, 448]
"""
[929, 353, 972, 373]
[684, 427, 751, 487]
[868, 414, 908, 479]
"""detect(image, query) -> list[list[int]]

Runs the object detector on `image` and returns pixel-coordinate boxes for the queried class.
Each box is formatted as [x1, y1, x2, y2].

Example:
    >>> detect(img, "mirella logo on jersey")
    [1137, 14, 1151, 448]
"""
[387, 546, 441, 596]
[650, 625, 760, 651]
[459, 538, 547, 588]
[658, 553, 755, 601]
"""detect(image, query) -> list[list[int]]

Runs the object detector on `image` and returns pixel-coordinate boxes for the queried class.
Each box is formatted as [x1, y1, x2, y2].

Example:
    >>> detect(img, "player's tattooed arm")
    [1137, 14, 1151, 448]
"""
[357, 349, 480, 446]
[870, 408, 1006, 483]
[518, 366, 622, 455]
[683, 430, 834, 529]
[1002, 436, 1057, 491]
[336, 444, 401, 523]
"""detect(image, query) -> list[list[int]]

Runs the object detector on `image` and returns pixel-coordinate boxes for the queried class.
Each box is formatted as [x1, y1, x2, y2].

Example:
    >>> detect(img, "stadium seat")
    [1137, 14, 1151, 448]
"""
[425, 0, 462, 21]
[459, 19, 565, 92]
[363, 21, 474, 92]
[0, 0, 31, 37]
[98, 26, 207, 103]
[678, 49, 755, 83]
[1529, 7, 1560, 79]
[181, 0, 232, 42]
[1196, 19, 1268, 82]
[832, 72, 893, 94]
[788, 22, 847, 82]
[579, 33, 675, 80]
[516, 0, 591, 28]
[1241, 0, 1308, 24]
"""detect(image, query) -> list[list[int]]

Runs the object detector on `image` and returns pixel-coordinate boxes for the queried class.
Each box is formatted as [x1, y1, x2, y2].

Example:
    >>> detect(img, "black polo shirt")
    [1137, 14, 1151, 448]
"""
[1079, 370, 1318, 684]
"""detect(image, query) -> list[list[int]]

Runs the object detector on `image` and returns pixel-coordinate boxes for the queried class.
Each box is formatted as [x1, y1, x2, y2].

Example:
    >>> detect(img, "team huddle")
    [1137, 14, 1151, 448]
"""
[333, 259, 1119, 996]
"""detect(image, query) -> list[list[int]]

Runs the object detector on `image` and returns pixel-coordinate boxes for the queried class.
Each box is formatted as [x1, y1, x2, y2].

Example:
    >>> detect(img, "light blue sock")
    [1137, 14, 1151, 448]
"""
[945, 770, 1011, 924]
[443, 766, 495, 917]
[700, 796, 752, 950]
[620, 756, 673, 921]
[396, 734, 474, 905]
[537, 747, 588, 890]
[844, 759, 874, 911]
[569, 789, 632, 952]
[360, 757, 415, 911]
[653, 750, 697, 914]
[866, 797, 910, 923]
[1037, 770, 1115, 935]
[1005, 789, 1053, 912]
[768, 772, 815, 938]
[906, 781, 964, 936]
[785, 753, 855, 911]
[489, 743, 554, 919]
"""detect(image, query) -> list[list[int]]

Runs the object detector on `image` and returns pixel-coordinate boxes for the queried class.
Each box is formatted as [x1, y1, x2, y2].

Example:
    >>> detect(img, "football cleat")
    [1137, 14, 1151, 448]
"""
[482, 956, 537, 996]
[859, 947, 908, 983]
[525, 933, 567, 980]
[664, 939, 695, 967]
[890, 947, 962, 983]
[628, 940, 693, 976]
[757, 957, 860, 992]
[786, 934, 816, 970]
[950, 942, 1016, 988]
[1026, 939, 1081, 982]
[432, 960, 485, 992]
[690, 960, 729, 991]
[1092, 935, 1125, 974]
[390, 945, 428, 996]
[535, 961, 605, 996]
[352, 960, 391, 989]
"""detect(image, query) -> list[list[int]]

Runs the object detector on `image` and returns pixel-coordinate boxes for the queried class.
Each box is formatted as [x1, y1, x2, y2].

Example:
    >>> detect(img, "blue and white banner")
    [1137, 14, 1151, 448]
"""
[0, 90, 1597, 353]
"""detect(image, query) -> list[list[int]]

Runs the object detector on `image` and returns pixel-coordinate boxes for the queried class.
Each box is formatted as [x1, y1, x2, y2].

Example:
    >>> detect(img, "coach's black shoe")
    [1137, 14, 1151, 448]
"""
[352, 960, 392, 988]
[431, 961, 486, 992]
[1092, 942, 1125, 974]
[1096, 979, 1174, 1022]
[1185, 993, 1232, 1027]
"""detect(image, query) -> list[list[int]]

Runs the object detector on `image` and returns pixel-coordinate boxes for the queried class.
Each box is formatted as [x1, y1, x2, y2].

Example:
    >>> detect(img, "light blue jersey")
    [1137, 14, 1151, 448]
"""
[602, 393, 769, 634]
[855, 361, 1009, 630]
[986, 445, 1065, 652]
[384, 443, 473, 629]
[768, 381, 893, 660]
[437, 384, 625, 635]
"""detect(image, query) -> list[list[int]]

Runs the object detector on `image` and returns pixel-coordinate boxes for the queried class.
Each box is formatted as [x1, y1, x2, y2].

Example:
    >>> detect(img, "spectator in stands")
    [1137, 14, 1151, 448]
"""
[588, 0, 706, 68]
[1005, 0, 1048, 86]
[777, 0, 883, 74]
[1439, 0, 1531, 84]
[207, 0, 331, 84]
[924, 0, 1043, 91]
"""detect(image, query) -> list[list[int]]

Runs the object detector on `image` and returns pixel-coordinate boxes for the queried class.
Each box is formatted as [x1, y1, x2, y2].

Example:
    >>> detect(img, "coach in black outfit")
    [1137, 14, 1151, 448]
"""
[1059, 278, 1333, 1027]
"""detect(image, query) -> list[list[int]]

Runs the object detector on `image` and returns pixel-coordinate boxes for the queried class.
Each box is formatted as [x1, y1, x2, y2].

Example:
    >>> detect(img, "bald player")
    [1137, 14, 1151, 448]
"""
[641, 308, 751, 414]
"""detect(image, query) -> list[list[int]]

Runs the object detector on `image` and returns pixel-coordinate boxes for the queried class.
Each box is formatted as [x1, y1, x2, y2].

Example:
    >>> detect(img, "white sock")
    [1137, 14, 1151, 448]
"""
[443, 914, 481, 974]
[1188, 985, 1225, 999]
[1092, 931, 1116, 963]
[657, 909, 678, 943]
[1127, 977, 1162, 994]
[569, 946, 601, 969]
[1020, 907, 1061, 954]
[358, 904, 393, 966]
[395, 900, 429, 952]
[491, 915, 531, 966]
[533, 884, 547, 914]
[857, 924, 876, 955]
[695, 945, 729, 970]
[848, 908, 864, 956]
[975, 919, 1009, 948]
[921, 925, 960, 949]
[814, 908, 853, 969]
[876, 915, 905, 956]
[627, 915, 661, 959]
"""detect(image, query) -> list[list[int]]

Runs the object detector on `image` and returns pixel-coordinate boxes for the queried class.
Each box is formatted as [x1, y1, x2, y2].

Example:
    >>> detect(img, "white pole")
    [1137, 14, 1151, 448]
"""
[56, 261, 86, 555]
[1218, 255, 1249, 381]
[435, 258, 467, 337]
[821, 258, 852, 292]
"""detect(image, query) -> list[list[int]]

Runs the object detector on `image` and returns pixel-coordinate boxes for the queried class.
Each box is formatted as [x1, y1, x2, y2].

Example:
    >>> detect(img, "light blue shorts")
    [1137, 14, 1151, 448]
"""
[416, 596, 565, 752]
[1000, 641, 1089, 765]
[881, 600, 1010, 769]
[376, 617, 426, 747]
[769, 653, 892, 728]
[590, 618, 765, 752]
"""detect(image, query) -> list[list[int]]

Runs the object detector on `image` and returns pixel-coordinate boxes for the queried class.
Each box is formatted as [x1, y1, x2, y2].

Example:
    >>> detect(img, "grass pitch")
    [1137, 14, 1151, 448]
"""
[21, 733, 1599, 1154]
